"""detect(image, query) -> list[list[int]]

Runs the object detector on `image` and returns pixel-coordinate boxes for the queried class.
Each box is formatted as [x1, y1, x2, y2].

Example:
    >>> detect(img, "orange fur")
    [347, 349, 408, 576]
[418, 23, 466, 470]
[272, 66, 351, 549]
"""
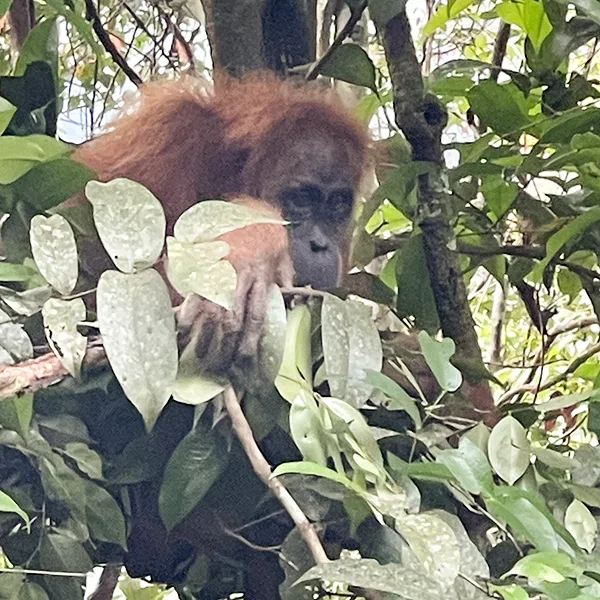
[73, 73, 369, 229]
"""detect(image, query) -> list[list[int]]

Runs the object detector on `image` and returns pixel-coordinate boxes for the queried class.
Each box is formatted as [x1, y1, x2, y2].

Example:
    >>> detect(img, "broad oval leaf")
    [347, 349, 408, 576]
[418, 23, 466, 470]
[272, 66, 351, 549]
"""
[42, 297, 87, 377]
[322, 294, 382, 408]
[166, 237, 236, 310]
[97, 269, 178, 430]
[298, 558, 444, 600]
[418, 331, 462, 392]
[564, 499, 597, 552]
[395, 512, 460, 588]
[173, 200, 285, 244]
[437, 437, 493, 496]
[319, 43, 377, 92]
[82, 478, 127, 547]
[86, 178, 166, 273]
[30, 214, 78, 295]
[159, 423, 228, 530]
[0, 308, 33, 365]
[488, 415, 530, 484]
[172, 343, 226, 405]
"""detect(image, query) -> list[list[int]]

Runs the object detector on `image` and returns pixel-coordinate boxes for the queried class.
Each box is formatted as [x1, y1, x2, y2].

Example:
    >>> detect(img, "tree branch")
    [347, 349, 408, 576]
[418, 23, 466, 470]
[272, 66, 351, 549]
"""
[222, 386, 329, 565]
[0, 345, 106, 401]
[88, 564, 121, 600]
[84, 0, 143, 87]
[380, 12, 493, 415]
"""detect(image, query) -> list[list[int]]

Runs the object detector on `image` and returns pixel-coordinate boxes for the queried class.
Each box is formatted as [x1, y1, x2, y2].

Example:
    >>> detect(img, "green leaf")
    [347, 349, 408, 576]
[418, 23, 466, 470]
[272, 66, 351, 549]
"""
[289, 389, 328, 465]
[159, 423, 228, 530]
[0, 135, 69, 184]
[487, 416, 530, 485]
[497, 0, 553, 52]
[467, 80, 531, 136]
[0, 308, 33, 365]
[38, 533, 92, 600]
[321, 294, 383, 408]
[320, 44, 377, 92]
[0, 98, 16, 135]
[493, 584, 529, 600]
[481, 175, 519, 219]
[396, 234, 440, 331]
[42, 298, 87, 377]
[423, 0, 476, 37]
[486, 495, 559, 551]
[275, 304, 313, 402]
[64, 442, 103, 479]
[437, 437, 494, 496]
[365, 369, 422, 427]
[258, 285, 287, 382]
[172, 344, 226, 405]
[0, 394, 33, 438]
[43, 0, 103, 53]
[395, 512, 460, 588]
[166, 237, 236, 310]
[564, 499, 597, 552]
[13, 158, 96, 211]
[321, 396, 385, 477]
[82, 478, 127, 547]
[298, 559, 444, 599]
[86, 179, 166, 273]
[97, 269, 178, 431]
[30, 214, 78, 295]
[272, 461, 364, 496]
[418, 331, 462, 392]
[15, 18, 59, 79]
[0, 0, 13, 16]
[18, 583, 49, 600]
[0, 490, 30, 529]
[539, 107, 600, 144]
[173, 200, 284, 243]
[530, 207, 600, 281]
[508, 551, 582, 583]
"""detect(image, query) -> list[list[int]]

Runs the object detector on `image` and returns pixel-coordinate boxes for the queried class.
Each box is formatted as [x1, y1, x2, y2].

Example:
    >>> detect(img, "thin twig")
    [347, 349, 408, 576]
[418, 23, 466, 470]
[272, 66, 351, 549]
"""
[498, 342, 600, 404]
[121, 2, 179, 71]
[84, 0, 143, 87]
[306, 0, 368, 81]
[222, 386, 329, 564]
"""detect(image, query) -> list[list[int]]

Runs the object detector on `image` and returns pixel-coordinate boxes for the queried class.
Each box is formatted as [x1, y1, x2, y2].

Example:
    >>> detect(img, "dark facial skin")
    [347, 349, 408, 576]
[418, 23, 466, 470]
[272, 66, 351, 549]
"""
[258, 133, 357, 289]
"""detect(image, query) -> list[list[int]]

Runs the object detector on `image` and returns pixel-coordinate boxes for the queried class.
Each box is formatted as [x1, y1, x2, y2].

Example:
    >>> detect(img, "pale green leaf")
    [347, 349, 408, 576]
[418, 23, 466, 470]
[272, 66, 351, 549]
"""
[42, 298, 87, 377]
[418, 331, 462, 392]
[173, 200, 284, 244]
[30, 214, 78, 295]
[97, 269, 178, 430]
[488, 416, 530, 484]
[395, 512, 460, 588]
[86, 178, 166, 273]
[565, 499, 597, 552]
[166, 237, 236, 310]
[322, 294, 382, 408]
